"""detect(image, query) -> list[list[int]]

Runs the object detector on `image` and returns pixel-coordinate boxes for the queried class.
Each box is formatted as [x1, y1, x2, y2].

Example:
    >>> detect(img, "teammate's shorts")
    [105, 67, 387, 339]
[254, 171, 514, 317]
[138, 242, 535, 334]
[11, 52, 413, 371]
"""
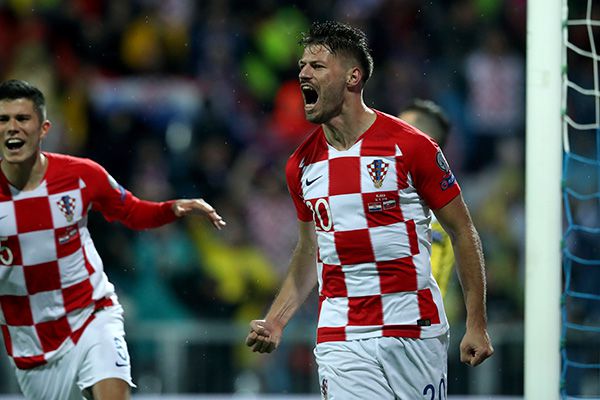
[314, 334, 448, 400]
[14, 304, 136, 400]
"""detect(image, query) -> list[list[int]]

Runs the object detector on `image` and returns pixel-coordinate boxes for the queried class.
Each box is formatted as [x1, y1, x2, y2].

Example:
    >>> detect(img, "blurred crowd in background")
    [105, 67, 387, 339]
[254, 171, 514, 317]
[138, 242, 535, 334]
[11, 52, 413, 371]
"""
[0, 0, 531, 396]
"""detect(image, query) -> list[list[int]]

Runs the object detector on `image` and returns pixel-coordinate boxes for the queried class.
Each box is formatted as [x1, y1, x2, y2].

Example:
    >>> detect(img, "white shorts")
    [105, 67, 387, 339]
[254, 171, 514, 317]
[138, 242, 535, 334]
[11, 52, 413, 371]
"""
[14, 305, 136, 400]
[314, 334, 448, 400]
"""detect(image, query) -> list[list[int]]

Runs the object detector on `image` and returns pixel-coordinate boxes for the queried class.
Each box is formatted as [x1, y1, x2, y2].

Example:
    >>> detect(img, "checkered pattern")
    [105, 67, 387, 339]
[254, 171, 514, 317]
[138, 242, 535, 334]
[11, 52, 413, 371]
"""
[0, 153, 177, 369]
[286, 110, 461, 343]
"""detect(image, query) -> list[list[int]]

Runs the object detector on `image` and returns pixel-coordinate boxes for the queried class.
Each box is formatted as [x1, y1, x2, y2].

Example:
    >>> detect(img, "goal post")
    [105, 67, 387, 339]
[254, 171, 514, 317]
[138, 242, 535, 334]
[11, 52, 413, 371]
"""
[524, 0, 564, 399]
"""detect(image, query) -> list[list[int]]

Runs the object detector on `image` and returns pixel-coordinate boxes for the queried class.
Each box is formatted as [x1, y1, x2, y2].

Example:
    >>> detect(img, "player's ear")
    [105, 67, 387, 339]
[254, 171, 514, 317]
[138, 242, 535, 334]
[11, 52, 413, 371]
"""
[346, 67, 362, 88]
[40, 120, 51, 140]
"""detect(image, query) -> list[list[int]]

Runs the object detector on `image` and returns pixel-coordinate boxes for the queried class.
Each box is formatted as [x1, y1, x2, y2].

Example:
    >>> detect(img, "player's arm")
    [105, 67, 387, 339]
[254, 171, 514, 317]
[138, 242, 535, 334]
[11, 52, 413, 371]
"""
[433, 195, 494, 367]
[245, 220, 318, 353]
[84, 159, 225, 230]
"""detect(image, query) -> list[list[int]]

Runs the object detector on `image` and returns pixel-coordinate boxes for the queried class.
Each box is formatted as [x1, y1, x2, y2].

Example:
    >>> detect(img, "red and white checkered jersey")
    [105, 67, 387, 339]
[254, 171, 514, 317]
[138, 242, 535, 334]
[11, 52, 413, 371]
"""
[286, 110, 461, 343]
[0, 152, 177, 369]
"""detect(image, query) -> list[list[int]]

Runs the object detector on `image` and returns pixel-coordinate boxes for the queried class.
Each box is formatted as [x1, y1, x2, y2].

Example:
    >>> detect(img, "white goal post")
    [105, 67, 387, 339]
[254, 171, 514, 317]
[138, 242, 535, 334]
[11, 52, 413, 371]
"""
[524, 0, 564, 399]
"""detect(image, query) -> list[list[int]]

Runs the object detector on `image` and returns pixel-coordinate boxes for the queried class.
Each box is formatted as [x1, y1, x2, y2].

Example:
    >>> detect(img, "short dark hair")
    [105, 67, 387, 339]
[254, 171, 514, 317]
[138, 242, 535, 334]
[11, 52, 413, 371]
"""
[299, 21, 374, 83]
[0, 79, 47, 121]
[402, 99, 451, 148]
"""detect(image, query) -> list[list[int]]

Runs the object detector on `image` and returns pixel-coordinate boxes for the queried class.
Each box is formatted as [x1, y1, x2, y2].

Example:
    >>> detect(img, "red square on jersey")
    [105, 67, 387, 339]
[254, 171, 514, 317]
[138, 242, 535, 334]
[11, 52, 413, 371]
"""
[14, 197, 53, 233]
[377, 258, 418, 293]
[362, 192, 403, 227]
[13, 354, 46, 369]
[24, 261, 61, 294]
[334, 229, 375, 264]
[348, 295, 383, 326]
[0, 295, 34, 325]
[418, 288, 441, 324]
[395, 158, 409, 190]
[36, 316, 71, 352]
[62, 279, 93, 313]
[321, 264, 347, 297]
[316, 326, 346, 343]
[54, 226, 81, 258]
[329, 157, 361, 196]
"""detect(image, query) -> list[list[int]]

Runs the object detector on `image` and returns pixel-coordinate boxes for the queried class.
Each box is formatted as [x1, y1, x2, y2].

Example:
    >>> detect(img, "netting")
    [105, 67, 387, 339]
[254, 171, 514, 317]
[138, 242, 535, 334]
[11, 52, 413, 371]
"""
[561, 1, 600, 398]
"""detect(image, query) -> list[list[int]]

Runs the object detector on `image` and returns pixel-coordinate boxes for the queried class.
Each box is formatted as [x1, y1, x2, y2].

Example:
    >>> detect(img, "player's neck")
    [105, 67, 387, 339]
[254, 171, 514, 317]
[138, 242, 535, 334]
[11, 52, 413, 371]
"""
[323, 102, 376, 151]
[1, 152, 48, 191]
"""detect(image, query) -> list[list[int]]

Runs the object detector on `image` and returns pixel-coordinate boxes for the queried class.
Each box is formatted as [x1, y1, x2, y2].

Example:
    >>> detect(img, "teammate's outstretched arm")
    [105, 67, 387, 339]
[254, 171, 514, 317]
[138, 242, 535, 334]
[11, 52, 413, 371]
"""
[172, 198, 227, 230]
[433, 194, 494, 367]
[246, 220, 318, 353]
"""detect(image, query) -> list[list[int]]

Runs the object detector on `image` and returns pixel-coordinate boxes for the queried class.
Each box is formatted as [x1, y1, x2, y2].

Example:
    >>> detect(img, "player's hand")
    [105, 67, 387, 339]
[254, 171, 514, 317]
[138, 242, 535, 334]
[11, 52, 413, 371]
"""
[459, 327, 494, 367]
[172, 199, 226, 230]
[245, 319, 282, 353]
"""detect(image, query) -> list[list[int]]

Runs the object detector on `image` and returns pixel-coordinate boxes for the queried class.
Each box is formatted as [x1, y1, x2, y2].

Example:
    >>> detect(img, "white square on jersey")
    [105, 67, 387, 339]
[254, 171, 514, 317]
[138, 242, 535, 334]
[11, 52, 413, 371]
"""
[19, 230, 57, 266]
[0, 201, 18, 236]
[398, 184, 428, 222]
[58, 249, 90, 288]
[315, 231, 340, 265]
[49, 189, 83, 229]
[30, 290, 66, 324]
[381, 292, 421, 325]
[65, 305, 93, 333]
[369, 222, 412, 261]
[328, 143, 361, 159]
[7, 325, 41, 358]
[0, 264, 27, 296]
[9, 181, 48, 201]
[319, 297, 349, 327]
[316, 261, 324, 292]
[360, 156, 398, 193]
[302, 160, 329, 200]
[342, 263, 381, 297]
[329, 193, 367, 232]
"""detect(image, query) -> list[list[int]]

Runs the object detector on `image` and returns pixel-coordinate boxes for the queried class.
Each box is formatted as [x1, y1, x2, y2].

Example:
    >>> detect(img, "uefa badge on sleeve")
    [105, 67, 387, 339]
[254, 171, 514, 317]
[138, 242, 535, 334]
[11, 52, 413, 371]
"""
[436, 150, 450, 173]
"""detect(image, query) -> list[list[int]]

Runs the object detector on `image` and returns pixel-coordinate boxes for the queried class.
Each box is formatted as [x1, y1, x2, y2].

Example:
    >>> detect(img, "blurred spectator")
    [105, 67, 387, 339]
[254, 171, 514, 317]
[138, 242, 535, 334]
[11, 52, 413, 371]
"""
[464, 26, 524, 172]
[0, 1, 536, 396]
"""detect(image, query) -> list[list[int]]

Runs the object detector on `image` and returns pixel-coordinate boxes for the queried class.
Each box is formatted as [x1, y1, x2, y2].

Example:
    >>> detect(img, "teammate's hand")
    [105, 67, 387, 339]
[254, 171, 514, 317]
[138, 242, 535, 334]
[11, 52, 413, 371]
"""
[245, 319, 282, 353]
[172, 199, 226, 230]
[459, 327, 494, 367]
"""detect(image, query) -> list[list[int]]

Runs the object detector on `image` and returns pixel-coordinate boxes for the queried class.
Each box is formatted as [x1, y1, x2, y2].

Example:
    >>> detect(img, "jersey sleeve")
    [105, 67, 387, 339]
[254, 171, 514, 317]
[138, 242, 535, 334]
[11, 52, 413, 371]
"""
[80, 158, 178, 229]
[285, 155, 313, 222]
[409, 136, 461, 210]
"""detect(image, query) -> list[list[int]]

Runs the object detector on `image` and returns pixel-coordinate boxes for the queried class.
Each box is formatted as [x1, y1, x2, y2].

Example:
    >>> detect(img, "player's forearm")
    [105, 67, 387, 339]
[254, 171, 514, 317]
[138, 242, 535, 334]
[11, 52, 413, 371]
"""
[265, 243, 318, 329]
[119, 197, 178, 230]
[452, 225, 488, 329]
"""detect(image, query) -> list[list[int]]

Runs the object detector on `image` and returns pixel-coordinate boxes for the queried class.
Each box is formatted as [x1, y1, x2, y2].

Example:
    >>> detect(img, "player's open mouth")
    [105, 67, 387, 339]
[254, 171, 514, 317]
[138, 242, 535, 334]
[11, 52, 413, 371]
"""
[301, 85, 319, 109]
[5, 138, 25, 151]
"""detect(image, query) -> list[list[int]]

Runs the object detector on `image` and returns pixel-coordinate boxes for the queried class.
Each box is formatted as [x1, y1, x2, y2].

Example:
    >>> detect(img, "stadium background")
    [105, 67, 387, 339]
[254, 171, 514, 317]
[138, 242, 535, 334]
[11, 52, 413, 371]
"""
[0, 0, 536, 397]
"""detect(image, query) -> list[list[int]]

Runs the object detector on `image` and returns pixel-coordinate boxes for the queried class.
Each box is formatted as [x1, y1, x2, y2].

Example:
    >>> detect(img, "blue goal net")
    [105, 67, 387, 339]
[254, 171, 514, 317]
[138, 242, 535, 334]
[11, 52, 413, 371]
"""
[561, 1, 600, 398]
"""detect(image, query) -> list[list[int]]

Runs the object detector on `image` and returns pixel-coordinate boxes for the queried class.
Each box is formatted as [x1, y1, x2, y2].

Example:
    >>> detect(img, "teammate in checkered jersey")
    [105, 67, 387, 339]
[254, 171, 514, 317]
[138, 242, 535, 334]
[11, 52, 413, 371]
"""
[399, 99, 455, 299]
[246, 22, 493, 399]
[0, 79, 226, 400]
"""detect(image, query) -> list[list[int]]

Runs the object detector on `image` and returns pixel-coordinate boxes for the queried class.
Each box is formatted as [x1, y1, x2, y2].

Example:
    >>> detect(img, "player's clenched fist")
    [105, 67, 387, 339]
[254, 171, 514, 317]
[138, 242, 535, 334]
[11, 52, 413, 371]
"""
[459, 328, 494, 367]
[245, 319, 282, 353]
